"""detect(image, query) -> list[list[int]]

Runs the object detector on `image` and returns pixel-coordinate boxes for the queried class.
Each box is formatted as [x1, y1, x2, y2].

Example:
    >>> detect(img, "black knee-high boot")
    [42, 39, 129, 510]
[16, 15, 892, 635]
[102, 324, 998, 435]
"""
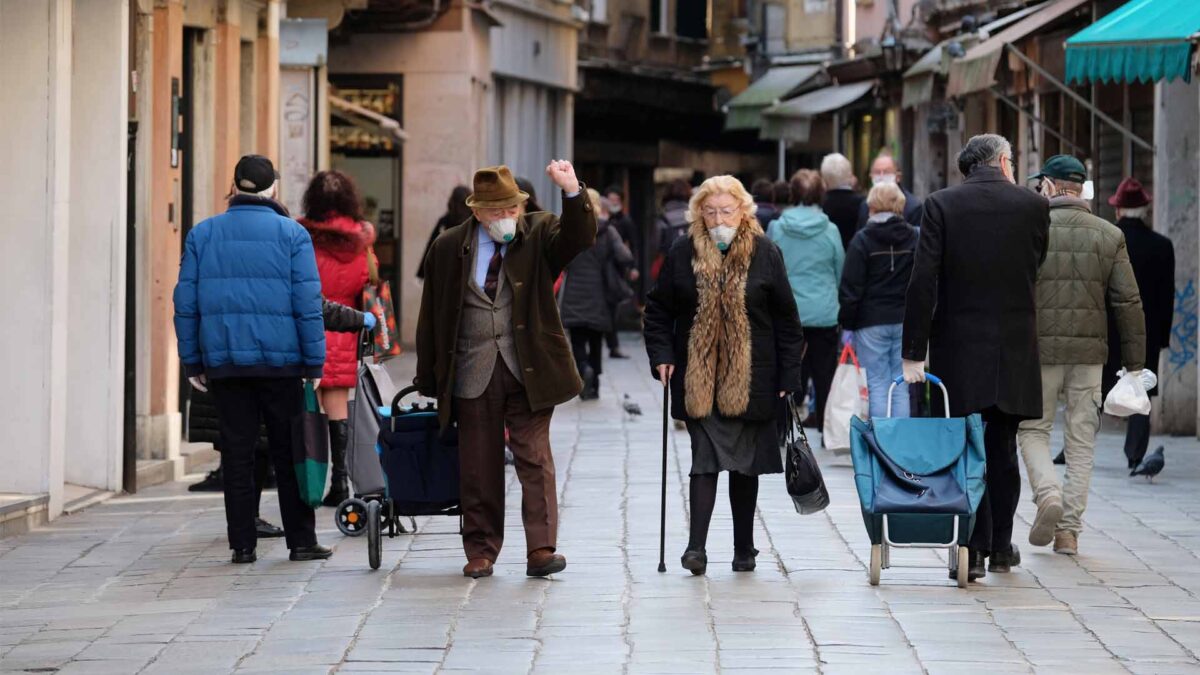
[322, 419, 350, 506]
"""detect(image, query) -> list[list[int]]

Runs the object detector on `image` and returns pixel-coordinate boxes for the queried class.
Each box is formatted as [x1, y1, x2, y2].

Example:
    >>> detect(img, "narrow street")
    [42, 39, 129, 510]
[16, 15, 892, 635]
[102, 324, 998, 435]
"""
[1, 340, 1199, 674]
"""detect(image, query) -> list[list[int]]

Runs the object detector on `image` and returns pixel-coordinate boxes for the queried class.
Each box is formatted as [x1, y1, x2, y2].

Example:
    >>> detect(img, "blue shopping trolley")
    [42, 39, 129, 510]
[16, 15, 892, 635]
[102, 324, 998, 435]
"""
[849, 374, 986, 588]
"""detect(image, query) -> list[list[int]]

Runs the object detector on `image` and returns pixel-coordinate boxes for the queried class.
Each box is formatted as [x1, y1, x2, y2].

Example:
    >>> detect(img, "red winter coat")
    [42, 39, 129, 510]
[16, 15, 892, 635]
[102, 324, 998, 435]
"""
[299, 215, 376, 388]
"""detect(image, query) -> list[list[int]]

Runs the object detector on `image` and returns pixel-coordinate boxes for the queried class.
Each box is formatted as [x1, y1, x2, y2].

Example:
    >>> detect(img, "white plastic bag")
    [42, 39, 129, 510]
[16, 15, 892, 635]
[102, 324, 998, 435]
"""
[1104, 368, 1152, 417]
[822, 345, 869, 453]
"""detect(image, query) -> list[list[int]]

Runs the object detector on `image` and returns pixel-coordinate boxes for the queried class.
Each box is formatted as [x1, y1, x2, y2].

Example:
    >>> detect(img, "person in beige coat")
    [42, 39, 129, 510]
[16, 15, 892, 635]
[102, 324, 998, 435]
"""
[1018, 155, 1146, 557]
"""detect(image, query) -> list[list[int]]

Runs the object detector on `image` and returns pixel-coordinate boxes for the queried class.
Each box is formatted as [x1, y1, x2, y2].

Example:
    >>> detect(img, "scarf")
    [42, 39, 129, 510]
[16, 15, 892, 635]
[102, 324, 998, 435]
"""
[684, 214, 762, 419]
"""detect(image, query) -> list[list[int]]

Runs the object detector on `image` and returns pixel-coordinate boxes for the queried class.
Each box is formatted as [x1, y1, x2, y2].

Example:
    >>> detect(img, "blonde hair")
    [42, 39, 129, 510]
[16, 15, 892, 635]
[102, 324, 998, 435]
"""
[867, 182, 906, 215]
[587, 188, 603, 214]
[687, 175, 757, 226]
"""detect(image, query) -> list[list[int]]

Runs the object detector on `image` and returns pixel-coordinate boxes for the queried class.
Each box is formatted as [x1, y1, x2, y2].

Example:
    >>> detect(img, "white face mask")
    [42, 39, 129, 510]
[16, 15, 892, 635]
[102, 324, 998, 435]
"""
[485, 217, 517, 244]
[708, 224, 736, 251]
[871, 173, 897, 187]
[606, 202, 622, 214]
[1081, 180, 1094, 201]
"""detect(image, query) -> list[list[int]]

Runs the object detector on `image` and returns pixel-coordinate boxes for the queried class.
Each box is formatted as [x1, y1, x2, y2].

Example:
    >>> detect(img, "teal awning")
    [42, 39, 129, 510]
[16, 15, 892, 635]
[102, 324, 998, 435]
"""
[723, 65, 822, 131]
[1065, 0, 1200, 84]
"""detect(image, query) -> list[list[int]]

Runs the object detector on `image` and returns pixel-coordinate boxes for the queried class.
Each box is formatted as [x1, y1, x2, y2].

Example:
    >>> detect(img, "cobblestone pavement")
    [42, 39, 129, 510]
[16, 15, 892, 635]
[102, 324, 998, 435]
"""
[2, 340, 1200, 674]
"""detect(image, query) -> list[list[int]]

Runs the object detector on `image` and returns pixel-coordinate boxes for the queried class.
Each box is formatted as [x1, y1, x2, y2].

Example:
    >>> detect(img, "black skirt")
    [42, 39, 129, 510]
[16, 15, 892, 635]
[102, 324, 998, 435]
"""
[686, 415, 783, 476]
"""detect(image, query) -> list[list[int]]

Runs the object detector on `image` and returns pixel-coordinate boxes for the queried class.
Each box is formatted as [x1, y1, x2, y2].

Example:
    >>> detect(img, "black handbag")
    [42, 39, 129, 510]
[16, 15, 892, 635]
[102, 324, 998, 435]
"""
[784, 401, 830, 514]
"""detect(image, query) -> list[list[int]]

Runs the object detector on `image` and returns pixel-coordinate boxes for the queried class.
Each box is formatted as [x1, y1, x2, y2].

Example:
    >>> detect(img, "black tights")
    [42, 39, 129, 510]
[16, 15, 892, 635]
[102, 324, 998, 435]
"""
[687, 472, 759, 553]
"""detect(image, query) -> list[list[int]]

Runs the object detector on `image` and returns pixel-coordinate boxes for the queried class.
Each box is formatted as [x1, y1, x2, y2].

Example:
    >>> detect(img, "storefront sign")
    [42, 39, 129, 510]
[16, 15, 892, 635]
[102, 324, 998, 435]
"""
[280, 68, 315, 215]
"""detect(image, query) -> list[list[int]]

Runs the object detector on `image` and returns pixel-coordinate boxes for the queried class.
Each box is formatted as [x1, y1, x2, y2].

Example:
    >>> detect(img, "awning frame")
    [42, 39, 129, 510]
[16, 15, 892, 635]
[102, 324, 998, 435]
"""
[988, 86, 1087, 157]
[1004, 43, 1153, 153]
[329, 94, 408, 142]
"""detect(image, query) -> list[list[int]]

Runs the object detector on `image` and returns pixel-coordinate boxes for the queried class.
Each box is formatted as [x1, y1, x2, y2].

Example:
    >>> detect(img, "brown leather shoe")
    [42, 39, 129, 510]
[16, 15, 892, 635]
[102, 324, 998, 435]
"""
[463, 558, 494, 578]
[526, 548, 567, 577]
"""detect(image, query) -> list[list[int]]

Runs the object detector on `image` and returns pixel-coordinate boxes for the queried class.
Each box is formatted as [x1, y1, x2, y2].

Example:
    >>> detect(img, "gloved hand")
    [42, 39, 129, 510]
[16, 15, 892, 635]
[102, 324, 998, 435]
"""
[841, 330, 854, 347]
[363, 310, 378, 331]
[901, 359, 926, 384]
[188, 375, 208, 393]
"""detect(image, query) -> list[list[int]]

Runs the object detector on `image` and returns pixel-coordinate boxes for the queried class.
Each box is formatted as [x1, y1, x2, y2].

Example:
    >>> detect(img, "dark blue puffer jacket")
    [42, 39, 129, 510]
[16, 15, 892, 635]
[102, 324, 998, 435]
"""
[174, 196, 326, 380]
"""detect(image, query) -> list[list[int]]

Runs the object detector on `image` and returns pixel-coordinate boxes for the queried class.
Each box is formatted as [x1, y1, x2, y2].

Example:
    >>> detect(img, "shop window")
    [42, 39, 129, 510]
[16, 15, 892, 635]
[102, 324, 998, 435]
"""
[676, 0, 707, 39]
[650, 0, 667, 35]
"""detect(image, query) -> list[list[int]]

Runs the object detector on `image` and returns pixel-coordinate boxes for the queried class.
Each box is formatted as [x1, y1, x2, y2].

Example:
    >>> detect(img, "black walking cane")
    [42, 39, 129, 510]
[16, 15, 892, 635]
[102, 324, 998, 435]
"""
[658, 379, 669, 573]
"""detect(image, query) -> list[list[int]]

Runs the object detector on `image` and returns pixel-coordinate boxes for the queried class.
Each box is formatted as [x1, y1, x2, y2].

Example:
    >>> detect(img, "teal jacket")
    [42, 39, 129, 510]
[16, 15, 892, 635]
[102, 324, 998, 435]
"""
[768, 205, 845, 328]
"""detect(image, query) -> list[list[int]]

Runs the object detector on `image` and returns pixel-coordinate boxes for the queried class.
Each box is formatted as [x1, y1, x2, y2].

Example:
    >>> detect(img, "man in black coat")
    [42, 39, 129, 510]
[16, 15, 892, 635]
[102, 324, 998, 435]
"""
[856, 151, 923, 232]
[819, 153, 864, 250]
[1104, 177, 1176, 468]
[902, 134, 1050, 582]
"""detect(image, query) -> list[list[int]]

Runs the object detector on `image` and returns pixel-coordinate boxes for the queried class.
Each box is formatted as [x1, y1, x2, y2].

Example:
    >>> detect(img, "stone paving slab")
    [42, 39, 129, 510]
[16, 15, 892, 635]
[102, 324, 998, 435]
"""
[1, 338, 1199, 673]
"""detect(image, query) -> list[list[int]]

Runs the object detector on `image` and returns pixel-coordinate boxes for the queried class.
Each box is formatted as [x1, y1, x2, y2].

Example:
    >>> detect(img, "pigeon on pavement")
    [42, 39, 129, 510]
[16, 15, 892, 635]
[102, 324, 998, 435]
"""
[622, 394, 643, 417]
[1130, 446, 1165, 482]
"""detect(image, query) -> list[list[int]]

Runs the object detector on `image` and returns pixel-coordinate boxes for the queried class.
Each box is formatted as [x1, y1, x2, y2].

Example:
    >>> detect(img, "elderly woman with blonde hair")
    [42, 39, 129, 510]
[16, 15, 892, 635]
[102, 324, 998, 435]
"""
[837, 181, 919, 418]
[643, 175, 804, 575]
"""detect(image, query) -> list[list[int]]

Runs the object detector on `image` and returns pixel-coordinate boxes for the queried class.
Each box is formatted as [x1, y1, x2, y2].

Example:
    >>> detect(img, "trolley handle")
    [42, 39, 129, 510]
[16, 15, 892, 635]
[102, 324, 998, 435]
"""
[887, 374, 950, 418]
[390, 385, 434, 417]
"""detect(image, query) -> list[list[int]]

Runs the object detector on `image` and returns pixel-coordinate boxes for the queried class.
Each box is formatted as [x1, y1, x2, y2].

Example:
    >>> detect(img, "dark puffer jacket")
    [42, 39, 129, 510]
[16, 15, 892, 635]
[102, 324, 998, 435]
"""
[1036, 196, 1145, 367]
[838, 213, 918, 330]
[560, 219, 635, 332]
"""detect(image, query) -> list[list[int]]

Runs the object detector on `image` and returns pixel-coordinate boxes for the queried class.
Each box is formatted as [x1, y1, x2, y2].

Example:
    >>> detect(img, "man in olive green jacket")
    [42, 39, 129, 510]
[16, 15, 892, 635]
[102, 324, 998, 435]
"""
[1018, 156, 1146, 557]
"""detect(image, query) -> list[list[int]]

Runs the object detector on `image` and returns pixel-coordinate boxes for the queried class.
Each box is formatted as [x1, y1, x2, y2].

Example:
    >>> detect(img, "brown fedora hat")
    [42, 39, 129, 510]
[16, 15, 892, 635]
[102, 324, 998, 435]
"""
[465, 165, 529, 209]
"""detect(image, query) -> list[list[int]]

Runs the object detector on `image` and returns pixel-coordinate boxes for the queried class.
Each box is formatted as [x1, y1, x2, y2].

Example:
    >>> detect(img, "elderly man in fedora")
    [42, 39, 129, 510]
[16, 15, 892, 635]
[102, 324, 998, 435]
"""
[416, 161, 596, 578]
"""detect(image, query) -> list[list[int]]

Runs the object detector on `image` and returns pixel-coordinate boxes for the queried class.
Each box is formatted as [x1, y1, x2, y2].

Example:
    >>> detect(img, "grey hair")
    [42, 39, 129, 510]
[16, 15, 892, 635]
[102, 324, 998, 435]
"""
[820, 153, 855, 189]
[1120, 206, 1149, 220]
[239, 181, 278, 199]
[957, 134, 1012, 177]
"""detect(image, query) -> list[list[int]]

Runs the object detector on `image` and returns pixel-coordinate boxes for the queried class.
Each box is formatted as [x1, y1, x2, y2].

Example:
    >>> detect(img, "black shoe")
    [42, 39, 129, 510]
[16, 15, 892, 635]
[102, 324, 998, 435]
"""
[255, 517, 284, 539]
[322, 420, 350, 507]
[188, 468, 223, 492]
[231, 548, 256, 564]
[732, 547, 759, 572]
[988, 543, 1020, 573]
[969, 549, 987, 581]
[681, 549, 707, 576]
[609, 350, 630, 359]
[289, 544, 333, 561]
[1052, 449, 1065, 465]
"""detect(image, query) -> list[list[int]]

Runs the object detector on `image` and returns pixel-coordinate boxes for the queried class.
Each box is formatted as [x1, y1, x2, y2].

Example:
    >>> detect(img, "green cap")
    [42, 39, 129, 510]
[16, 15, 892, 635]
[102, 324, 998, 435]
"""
[1032, 155, 1087, 183]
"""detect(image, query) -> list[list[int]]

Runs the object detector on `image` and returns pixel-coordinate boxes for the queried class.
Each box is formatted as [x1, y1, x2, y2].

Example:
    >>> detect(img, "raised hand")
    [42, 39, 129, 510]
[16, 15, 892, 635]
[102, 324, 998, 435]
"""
[545, 159, 581, 195]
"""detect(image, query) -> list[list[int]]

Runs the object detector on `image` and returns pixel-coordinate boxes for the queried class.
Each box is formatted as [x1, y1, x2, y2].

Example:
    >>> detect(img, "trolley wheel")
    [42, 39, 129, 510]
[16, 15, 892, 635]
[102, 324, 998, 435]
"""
[869, 544, 882, 586]
[335, 498, 370, 537]
[956, 546, 969, 588]
[367, 500, 382, 570]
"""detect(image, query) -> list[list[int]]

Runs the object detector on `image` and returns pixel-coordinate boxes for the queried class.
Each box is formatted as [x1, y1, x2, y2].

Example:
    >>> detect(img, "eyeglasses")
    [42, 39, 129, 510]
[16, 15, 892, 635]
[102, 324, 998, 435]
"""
[702, 207, 739, 219]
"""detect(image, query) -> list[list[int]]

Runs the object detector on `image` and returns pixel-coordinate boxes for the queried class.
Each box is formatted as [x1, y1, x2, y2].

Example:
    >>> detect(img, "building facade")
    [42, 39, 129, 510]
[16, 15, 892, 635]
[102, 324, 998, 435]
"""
[0, 0, 286, 533]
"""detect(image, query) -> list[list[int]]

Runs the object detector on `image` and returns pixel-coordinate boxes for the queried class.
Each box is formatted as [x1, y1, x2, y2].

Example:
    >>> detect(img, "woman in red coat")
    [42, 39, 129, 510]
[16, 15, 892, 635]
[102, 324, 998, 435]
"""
[299, 170, 377, 506]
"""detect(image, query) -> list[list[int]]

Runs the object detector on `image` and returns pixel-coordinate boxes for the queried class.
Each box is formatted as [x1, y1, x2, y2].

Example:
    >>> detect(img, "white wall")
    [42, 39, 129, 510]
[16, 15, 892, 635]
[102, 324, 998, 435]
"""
[0, 1, 55, 497]
[1155, 79, 1200, 435]
[66, 0, 129, 490]
[0, 0, 72, 515]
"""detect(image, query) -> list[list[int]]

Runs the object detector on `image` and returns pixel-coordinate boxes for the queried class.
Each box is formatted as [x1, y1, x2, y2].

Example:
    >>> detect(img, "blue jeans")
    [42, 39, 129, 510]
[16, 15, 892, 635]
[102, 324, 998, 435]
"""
[854, 324, 908, 419]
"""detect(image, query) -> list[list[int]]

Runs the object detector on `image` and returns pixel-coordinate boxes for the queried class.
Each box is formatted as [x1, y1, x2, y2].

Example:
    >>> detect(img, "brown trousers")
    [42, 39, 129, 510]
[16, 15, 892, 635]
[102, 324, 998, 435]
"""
[454, 361, 557, 562]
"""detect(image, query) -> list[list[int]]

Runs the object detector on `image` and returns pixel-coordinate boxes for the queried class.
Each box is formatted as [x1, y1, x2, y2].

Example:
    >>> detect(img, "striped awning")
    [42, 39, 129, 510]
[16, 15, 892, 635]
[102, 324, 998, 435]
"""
[1065, 0, 1200, 84]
